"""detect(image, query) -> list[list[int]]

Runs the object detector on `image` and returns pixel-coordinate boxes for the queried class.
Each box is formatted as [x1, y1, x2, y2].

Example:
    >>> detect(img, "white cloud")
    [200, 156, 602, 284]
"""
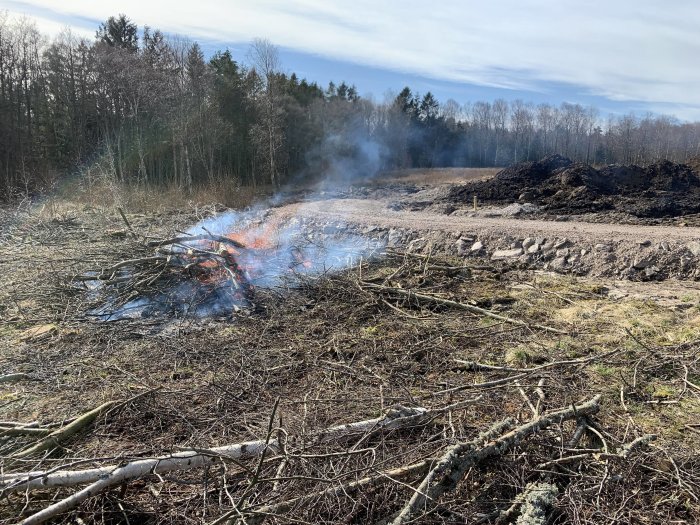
[6, 0, 700, 117]
[1, 10, 93, 40]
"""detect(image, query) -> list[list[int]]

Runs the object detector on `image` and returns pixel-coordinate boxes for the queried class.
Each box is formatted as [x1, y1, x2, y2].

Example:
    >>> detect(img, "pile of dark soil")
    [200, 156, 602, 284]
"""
[449, 155, 700, 217]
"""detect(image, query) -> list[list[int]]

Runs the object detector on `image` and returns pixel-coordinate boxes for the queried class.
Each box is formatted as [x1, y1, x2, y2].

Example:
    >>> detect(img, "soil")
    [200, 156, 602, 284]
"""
[447, 155, 700, 219]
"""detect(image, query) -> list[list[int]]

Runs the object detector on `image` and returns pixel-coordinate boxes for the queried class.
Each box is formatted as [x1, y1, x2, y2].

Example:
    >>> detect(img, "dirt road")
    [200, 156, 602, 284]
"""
[283, 198, 700, 245]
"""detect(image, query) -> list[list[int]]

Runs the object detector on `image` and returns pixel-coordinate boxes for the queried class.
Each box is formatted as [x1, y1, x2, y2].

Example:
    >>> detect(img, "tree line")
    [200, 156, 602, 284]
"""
[1, 12, 700, 199]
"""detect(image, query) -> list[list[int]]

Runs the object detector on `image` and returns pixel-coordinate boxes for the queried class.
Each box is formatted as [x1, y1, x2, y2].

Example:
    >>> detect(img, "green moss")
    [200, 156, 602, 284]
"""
[505, 346, 544, 367]
[593, 364, 616, 377]
[647, 384, 676, 399]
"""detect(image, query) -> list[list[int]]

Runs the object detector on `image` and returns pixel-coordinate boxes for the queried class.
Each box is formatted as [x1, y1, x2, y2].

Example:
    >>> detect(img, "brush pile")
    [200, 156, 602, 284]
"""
[68, 208, 384, 319]
[72, 232, 255, 319]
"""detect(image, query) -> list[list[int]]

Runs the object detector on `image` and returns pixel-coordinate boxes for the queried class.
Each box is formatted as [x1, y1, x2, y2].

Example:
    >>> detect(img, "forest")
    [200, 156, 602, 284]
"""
[2, 12, 700, 199]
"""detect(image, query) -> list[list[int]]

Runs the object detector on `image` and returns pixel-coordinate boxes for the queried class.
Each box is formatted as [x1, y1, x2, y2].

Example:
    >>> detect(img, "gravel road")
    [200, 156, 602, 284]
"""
[281, 198, 700, 244]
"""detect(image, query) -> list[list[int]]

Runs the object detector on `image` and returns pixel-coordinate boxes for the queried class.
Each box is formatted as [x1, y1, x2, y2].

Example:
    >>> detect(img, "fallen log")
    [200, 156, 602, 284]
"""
[5, 396, 487, 525]
[509, 482, 558, 525]
[0, 372, 31, 383]
[13, 401, 119, 459]
[3, 404, 433, 494]
[0, 426, 53, 437]
[6, 402, 448, 525]
[475, 481, 558, 524]
[388, 395, 601, 525]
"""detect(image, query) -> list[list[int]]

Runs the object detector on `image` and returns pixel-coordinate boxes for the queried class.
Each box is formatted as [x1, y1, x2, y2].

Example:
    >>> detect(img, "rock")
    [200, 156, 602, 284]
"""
[491, 248, 524, 259]
[594, 243, 612, 252]
[556, 248, 570, 257]
[455, 238, 470, 256]
[527, 244, 540, 254]
[470, 241, 484, 252]
[638, 239, 652, 247]
[618, 267, 635, 279]
[519, 191, 536, 203]
[549, 256, 568, 271]
[522, 237, 535, 250]
[633, 256, 655, 269]
[500, 203, 540, 216]
[580, 249, 587, 256]
[687, 241, 700, 256]
[644, 266, 660, 279]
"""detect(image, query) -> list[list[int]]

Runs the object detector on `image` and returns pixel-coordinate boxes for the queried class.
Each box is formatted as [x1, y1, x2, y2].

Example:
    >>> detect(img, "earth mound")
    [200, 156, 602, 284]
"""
[449, 157, 700, 218]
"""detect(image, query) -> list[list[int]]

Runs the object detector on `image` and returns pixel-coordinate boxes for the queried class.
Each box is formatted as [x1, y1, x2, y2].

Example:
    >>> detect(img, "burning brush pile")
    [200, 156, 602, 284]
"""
[74, 208, 383, 320]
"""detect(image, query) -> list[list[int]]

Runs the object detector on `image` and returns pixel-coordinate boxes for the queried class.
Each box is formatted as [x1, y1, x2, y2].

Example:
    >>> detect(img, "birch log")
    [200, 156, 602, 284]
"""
[3, 404, 432, 494]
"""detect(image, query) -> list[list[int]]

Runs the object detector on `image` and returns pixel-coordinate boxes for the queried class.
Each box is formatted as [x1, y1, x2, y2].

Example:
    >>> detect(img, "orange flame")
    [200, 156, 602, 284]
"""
[188, 216, 312, 287]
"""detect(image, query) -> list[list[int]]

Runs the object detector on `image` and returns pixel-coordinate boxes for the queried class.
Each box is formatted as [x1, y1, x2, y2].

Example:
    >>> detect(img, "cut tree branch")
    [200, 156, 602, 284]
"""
[361, 281, 566, 334]
[146, 234, 245, 249]
[14, 400, 119, 459]
[388, 396, 601, 525]
[4, 404, 433, 495]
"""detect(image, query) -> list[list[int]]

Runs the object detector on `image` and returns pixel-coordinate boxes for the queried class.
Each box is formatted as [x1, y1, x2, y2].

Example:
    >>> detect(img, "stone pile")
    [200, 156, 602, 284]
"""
[300, 218, 700, 281]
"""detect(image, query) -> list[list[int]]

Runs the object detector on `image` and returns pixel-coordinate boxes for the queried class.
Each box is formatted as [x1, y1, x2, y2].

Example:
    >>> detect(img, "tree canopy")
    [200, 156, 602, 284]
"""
[0, 12, 698, 198]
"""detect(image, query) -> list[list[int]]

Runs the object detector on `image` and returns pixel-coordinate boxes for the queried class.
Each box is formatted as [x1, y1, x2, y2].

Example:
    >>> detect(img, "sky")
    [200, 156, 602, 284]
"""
[3, 0, 700, 120]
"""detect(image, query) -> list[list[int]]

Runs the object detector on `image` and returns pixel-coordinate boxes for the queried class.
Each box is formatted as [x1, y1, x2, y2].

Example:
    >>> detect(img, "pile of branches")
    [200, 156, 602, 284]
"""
[72, 226, 253, 319]
[1, 391, 659, 525]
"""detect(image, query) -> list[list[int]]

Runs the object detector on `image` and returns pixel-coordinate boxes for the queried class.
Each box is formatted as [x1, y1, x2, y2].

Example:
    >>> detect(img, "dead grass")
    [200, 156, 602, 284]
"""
[0, 202, 698, 524]
[379, 167, 499, 184]
[50, 176, 269, 214]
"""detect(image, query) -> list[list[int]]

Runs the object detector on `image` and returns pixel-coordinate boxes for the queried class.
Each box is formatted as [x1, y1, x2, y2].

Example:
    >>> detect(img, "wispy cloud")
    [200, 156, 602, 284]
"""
[6, 0, 700, 118]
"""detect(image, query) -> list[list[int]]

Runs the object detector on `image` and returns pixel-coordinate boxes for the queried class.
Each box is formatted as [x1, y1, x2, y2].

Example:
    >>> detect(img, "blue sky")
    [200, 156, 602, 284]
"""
[4, 0, 700, 120]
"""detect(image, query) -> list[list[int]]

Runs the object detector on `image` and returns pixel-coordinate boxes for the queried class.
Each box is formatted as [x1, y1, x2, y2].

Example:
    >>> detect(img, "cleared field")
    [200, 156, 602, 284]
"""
[1, 195, 698, 524]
